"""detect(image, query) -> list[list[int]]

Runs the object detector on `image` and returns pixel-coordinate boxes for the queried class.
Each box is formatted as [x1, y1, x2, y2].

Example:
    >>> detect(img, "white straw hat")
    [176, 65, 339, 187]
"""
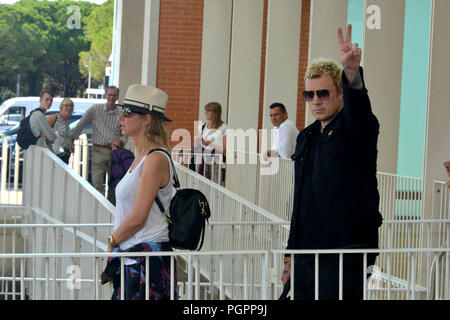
[117, 84, 171, 121]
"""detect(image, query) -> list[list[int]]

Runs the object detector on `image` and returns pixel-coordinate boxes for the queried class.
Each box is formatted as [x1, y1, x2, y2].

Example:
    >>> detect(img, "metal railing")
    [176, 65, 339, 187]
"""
[22, 145, 114, 225]
[171, 149, 428, 223]
[274, 246, 449, 301]
[0, 219, 270, 301]
[0, 139, 436, 225]
[0, 219, 278, 300]
[1, 232, 449, 300]
[0, 134, 101, 206]
[1, 136, 450, 300]
[0, 133, 23, 205]
[1, 210, 449, 299]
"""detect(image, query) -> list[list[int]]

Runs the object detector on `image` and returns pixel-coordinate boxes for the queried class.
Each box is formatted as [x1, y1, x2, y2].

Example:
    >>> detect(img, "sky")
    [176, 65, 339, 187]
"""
[0, 0, 107, 4]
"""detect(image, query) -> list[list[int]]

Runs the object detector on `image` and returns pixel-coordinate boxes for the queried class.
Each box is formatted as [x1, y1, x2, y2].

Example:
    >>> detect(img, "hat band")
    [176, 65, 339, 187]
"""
[124, 98, 166, 113]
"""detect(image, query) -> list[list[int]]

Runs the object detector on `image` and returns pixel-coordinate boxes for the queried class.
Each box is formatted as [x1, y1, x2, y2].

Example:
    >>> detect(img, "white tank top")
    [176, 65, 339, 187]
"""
[114, 149, 173, 262]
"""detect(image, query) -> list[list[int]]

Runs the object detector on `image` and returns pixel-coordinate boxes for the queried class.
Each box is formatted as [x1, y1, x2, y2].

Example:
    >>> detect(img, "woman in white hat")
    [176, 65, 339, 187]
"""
[102, 84, 177, 300]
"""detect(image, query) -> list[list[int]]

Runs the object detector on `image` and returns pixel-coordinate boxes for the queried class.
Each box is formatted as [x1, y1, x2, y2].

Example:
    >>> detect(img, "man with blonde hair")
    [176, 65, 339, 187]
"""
[282, 25, 383, 300]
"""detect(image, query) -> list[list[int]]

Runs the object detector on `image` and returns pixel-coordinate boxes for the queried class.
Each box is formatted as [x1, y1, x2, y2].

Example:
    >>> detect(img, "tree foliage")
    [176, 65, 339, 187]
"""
[0, 0, 113, 102]
[79, 0, 114, 83]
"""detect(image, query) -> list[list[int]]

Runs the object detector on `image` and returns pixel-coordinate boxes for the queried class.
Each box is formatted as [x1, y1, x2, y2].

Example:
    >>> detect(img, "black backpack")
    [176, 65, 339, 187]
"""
[17, 108, 44, 150]
[148, 148, 211, 251]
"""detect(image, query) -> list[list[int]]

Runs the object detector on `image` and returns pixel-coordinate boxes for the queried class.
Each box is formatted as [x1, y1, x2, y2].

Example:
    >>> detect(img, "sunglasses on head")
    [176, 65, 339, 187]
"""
[302, 89, 331, 102]
[120, 106, 147, 118]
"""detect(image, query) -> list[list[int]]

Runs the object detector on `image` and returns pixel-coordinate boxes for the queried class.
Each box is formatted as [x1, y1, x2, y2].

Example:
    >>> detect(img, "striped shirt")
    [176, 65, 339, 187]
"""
[71, 104, 124, 145]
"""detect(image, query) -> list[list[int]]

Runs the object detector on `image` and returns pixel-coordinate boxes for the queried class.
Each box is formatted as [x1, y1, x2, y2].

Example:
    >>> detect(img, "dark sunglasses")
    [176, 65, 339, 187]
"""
[302, 89, 331, 102]
[120, 106, 147, 118]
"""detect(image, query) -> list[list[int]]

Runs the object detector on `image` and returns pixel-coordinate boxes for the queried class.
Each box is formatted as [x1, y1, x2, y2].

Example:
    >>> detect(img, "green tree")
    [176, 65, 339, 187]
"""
[79, 0, 114, 86]
[0, 0, 99, 98]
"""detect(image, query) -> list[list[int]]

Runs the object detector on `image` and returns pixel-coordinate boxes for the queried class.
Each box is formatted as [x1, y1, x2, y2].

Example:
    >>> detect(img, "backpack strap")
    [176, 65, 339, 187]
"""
[32, 108, 44, 115]
[146, 148, 177, 221]
[149, 148, 208, 251]
[147, 148, 180, 189]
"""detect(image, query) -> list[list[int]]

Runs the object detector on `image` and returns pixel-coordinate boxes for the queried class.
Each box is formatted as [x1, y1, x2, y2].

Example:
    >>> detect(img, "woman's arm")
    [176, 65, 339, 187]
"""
[109, 152, 170, 249]
[204, 124, 227, 153]
[207, 136, 226, 153]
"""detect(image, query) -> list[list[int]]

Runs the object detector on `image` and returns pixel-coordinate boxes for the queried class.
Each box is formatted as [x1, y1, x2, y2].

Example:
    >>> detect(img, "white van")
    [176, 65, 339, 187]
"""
[0, 96, 106, 132]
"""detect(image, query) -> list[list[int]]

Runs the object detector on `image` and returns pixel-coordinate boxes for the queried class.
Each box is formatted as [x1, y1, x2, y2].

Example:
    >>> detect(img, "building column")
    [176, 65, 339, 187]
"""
[114, 0, 146, 101]
[305, 0, 348, 127]
[141, 0, 160, 86]
[224, 0, 264, 195]
[362, 0, 406, 174]
[423, 0, 450, 221]
[257, 0, 302, 219]
[261, 0, 302, 133]
[198, 0, 233, 123]
[227, 0, 265, 135]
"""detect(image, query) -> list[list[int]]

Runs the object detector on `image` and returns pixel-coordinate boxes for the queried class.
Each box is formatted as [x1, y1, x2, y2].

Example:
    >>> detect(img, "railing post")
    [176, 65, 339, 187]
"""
[20, 258, 25, 300]
[81, 135, 89, 180]
[14, 142, 20, 191]
[1, 134, 8, 192]
[261, 251, 269, 300]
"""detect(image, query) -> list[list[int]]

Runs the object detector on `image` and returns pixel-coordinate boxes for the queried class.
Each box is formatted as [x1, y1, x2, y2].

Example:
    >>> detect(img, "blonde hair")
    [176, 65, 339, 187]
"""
[205, 102, 224, 129]
[305, 58, 343, 92]
[143, 114, 170, 149]
[59, 98, 74, 111]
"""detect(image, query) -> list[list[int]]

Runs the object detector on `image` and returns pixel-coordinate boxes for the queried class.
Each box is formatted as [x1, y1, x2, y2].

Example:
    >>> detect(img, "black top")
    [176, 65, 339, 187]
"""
[295, 125, 327, 249]
[287, 67, 383, 251]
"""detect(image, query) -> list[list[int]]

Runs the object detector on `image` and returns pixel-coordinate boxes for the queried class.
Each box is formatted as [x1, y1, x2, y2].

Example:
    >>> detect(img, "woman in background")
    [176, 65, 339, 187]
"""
[194, 102, 227, 186]
[47, 98, 74, 164]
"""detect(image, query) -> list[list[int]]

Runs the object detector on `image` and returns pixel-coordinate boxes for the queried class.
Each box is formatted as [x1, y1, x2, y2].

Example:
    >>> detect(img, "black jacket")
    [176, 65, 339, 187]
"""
[287, 67, 383, 250]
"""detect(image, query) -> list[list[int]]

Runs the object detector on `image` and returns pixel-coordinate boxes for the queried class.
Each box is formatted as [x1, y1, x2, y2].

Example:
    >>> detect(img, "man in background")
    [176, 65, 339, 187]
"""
[72, 86, 126, 202]
[30, 89, 58, 149]
[264, 102, 299, 159]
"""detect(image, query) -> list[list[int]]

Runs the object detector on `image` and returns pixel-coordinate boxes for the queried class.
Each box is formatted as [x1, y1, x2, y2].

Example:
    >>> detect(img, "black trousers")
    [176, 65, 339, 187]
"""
[293, 252, 377, 300]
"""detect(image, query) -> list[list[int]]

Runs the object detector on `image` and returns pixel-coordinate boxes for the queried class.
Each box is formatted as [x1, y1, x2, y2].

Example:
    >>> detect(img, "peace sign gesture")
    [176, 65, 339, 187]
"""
[337, 24, 361, 71]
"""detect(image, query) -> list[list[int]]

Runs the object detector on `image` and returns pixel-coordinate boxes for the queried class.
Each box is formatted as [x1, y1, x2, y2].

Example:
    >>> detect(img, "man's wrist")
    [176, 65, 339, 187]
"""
[344, 67, 363, 89]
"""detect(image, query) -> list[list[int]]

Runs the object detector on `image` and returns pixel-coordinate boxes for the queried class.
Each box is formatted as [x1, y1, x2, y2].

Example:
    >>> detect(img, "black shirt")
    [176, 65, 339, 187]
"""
[295, 125, 328, 249]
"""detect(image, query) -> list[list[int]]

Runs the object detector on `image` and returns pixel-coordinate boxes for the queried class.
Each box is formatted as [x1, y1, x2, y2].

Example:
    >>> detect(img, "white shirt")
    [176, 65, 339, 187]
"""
[201, 121, 227, 153]
[114, 149, 173, 265]
[271, 119, 299, 159]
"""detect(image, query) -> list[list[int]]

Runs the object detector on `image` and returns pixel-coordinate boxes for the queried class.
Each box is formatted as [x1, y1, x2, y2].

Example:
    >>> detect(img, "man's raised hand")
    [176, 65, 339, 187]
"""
[338, 24, 361, 70]
[338, 24, 363, 89]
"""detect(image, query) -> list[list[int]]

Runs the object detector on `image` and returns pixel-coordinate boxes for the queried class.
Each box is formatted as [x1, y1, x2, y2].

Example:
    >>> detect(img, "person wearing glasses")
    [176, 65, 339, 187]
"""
[46, 98, 74, 164]
[264, 102, 299, 159]
[102, 84, 177, 300]
[281, 25, 383, 300]
[71, 86, 127, 202]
